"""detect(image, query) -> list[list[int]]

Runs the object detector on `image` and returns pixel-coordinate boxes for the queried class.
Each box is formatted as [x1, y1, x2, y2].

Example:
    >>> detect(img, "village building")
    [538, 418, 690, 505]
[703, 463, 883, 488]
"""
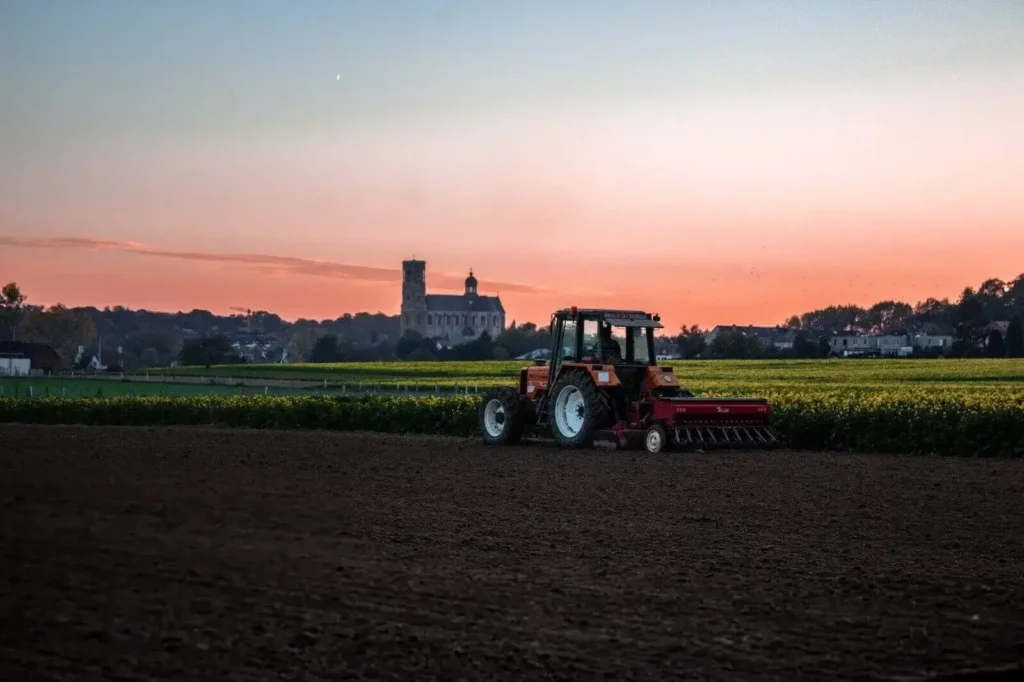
[705, 325, 797, 351]
[829, 333, 954, 357]
[400, 260, 505, 346]
[0, 341, 62, 374]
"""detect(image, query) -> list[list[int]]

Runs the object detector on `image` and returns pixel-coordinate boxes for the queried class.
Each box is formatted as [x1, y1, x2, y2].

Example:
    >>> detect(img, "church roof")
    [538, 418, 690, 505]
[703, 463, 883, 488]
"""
[425, 294, 504, 314]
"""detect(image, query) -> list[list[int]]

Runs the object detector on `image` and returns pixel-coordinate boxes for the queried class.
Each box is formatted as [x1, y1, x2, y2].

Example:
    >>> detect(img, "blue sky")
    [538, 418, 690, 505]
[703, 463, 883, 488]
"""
[2, 1, 1023, 325]
[4, 0, 1023, 151]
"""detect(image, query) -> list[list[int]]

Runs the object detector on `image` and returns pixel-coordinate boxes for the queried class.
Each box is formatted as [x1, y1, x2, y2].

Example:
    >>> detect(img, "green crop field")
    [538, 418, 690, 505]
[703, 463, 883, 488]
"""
[135, 358, 1024, 394]
[0, 376, 351, 399]
[1, 388, 1022, 456]
[5, 359, 1022, 456]
[138, 360, 523, 385]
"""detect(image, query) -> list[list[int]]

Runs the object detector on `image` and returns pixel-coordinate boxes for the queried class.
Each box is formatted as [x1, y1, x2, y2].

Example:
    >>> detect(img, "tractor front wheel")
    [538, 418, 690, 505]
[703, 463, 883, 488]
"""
[479, 386, 526, 445]
[548, 370, 611, 448]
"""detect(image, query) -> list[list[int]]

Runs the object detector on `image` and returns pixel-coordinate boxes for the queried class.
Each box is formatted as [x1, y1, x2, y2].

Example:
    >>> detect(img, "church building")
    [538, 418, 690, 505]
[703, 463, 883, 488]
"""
[400, 259, 505, 346]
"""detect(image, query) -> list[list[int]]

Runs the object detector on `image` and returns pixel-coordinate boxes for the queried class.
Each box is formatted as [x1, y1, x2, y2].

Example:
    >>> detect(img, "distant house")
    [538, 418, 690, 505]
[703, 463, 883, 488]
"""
[831, 334, 910, 357]
[0, 342, 63, 374]
[830, 335, 878, 357]
[911, 333, 953, 350]
[229, 332, 284, 363]
[874, 334, 909, 355]
[772, 330, 797, 350]
[830, 333, 953, 357]
[706, 325, 796, 350]
[0, 355, 30, 376]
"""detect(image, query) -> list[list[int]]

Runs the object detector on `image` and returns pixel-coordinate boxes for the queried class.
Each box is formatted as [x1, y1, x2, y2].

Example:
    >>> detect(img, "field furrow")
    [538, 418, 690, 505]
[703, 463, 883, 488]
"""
[2, 425, 1023, 680]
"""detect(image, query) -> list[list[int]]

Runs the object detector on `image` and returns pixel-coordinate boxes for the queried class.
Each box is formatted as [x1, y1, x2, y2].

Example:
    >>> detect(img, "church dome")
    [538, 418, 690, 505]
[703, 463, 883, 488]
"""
[464, 269, 478, 295]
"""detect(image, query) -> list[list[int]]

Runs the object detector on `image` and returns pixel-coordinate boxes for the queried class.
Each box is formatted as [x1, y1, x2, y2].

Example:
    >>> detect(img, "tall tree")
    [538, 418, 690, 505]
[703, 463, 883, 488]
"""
[798, 305, 866, 336]
[1006, 274, 1024, 320]
[817, 336, 831, 357]
[125, 329, 180, 366]
[862, 301, 913, 334]
[676, 324, 707, 359]
[1006, 316, 1024, 358]
[910, 297, 955, 334]
[179, 335, 241, 367]
[0, 282, 27, 341]
[396, 330, 437, 360]
[140, 347, 161, 367]
[976, 278, 1008, 320]
[792, 332, 819, 358]
[953, 291, 988, 352]
[287, 326, 323, 363]
[309, 335, 344, 362]
[18, 304, 96, 367]
[985, 329, 1006, 358]
[494, 322, 551, 359]
[708, 329, 764, 359]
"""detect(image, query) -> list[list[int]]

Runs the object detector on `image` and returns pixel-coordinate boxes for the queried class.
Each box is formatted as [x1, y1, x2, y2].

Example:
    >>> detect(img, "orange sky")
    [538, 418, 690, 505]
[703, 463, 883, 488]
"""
[2, 223, 1021, 331]
[2, 3, 1023, 330]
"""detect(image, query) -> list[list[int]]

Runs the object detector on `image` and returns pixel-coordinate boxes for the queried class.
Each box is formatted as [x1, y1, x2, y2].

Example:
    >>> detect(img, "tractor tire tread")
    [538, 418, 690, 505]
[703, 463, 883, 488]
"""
[479, 385, 526, 445]
[548, 369, 612, 448]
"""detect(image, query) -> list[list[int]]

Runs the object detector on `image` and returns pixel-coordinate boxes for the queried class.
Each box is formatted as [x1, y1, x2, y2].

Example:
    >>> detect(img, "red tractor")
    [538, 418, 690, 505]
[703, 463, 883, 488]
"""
[479, 307, 777, 453]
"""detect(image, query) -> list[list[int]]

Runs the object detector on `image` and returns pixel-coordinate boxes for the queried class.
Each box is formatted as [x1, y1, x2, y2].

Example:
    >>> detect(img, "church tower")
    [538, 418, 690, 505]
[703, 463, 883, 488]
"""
[400, 259, 426, 336]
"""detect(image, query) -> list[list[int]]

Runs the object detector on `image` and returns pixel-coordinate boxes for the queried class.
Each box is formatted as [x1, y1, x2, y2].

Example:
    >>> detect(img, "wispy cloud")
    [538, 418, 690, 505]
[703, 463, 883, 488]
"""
[0, 236, 549, 294]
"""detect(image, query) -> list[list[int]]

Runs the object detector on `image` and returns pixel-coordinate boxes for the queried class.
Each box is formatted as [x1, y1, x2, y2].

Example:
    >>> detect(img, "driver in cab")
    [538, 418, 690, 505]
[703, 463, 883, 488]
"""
[584, 323, 622, 363]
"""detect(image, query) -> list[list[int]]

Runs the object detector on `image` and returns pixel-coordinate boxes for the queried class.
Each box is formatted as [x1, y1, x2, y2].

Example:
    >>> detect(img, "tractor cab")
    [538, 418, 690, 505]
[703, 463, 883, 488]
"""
[550, 307, 660, 365]
[548, 307, 663, 403]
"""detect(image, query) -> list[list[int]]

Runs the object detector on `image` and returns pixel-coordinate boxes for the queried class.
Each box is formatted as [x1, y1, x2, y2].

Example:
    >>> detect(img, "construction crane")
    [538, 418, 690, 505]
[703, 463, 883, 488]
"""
[229, 306, 254, 333]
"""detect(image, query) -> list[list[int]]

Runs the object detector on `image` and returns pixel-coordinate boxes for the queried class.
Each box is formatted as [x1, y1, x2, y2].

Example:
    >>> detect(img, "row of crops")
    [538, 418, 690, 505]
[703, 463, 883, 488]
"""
[133, 358, 1024, 390]
[2, 389, 1022, 456]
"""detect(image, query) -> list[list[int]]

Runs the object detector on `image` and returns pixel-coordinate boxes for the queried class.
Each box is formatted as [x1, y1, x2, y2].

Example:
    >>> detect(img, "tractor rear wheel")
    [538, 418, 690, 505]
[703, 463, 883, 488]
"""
[479, 386, 526, 445]
[548, 370, 612, 448]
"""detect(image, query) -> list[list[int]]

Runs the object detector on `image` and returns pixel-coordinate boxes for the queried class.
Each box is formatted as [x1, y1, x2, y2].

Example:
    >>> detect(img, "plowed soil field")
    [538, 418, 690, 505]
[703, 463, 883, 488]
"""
[2, 424, 1023, 681]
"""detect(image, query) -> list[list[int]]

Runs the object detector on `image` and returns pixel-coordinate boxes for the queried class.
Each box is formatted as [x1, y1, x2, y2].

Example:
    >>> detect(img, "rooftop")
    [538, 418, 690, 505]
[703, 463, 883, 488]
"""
[425, 294, 504, 314]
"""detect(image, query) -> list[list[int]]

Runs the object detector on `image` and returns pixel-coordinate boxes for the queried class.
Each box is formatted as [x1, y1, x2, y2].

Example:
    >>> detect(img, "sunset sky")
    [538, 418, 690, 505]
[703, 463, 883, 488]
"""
[2, 1, 1023, 329]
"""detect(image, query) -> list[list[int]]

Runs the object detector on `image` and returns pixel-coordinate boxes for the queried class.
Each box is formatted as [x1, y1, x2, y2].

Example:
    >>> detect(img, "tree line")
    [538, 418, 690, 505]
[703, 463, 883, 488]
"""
[0, 282, 401, 370]
[674, 273, 1024, 359]
[3, 271, 1022, 368]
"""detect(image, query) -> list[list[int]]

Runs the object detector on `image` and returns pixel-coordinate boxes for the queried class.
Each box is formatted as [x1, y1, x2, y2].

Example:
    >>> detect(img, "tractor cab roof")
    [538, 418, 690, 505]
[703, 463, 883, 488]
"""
[552, 308, 663, 328]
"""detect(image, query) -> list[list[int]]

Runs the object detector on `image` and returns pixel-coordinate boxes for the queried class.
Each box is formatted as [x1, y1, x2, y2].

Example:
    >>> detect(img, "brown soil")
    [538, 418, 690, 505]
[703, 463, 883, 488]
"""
[2, 424, 1023, 681]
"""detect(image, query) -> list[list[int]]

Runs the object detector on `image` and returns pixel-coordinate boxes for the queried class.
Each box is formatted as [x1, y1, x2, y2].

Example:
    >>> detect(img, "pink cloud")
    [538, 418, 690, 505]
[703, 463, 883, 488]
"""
[0, 235, 549, 295]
